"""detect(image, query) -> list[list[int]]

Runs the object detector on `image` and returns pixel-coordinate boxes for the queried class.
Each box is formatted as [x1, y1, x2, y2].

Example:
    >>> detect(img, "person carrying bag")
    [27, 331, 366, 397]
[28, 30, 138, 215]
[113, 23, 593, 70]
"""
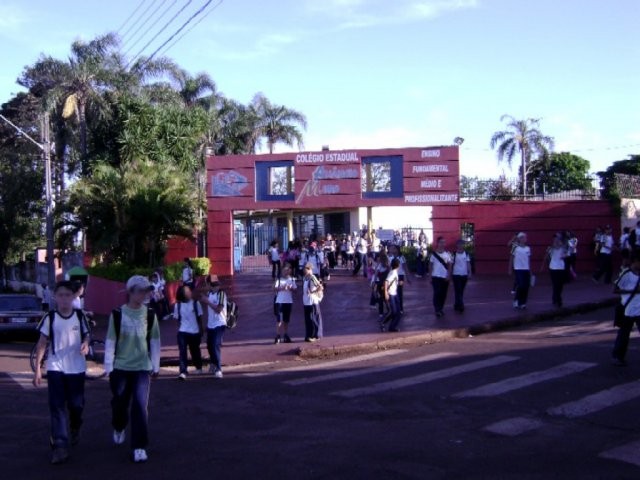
[612, 253, 640, 366]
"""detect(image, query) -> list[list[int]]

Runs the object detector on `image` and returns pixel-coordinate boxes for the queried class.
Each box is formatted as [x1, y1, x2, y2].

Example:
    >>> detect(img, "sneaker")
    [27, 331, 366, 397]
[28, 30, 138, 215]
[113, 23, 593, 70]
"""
[283, 334, 292, 343]
[113, 430, 126, 445]
[50, 447, 69, 465]
[178, 373, 187, 381]
[214, 370, 223, 379]
[304, 338, 317, 343]
[208, 365, 216, 374]
[133, 449, 148, 463]
[274, 335, 281, 344]
[70, 428, 80, 446]
[513, 300, 519, 308]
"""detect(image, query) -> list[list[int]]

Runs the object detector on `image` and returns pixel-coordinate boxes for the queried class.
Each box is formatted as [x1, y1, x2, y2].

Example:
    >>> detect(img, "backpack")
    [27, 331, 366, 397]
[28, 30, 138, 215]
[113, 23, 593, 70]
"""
[42, 309, 89, 355]
[215, 290, 239, 329]
[112, 307, 156, 356]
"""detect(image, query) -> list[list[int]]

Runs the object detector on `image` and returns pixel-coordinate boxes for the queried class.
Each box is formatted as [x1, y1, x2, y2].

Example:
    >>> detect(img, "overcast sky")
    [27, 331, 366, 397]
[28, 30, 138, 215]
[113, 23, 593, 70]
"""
[1, 0, 638, 177]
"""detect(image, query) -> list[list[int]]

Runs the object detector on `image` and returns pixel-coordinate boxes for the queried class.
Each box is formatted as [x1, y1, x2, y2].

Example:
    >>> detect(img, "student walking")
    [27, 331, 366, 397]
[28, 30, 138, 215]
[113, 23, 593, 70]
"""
[612, 253, 640, 366]
[593, 225, 614, 284]
[269, 240, 281, 279]
[274, 264, 297, 344]
[202, 275, 227, 378]
[182, 258, 195, 289]
[173, 285, 204, 380]
[389, 245, 411, 313]
[509, 232, 531, 309]
[451, 240, 472, 312]
[429, 237, 452, 317]
[302, 262, 324, 342]
[384, 258, 402, 332]
[542, 234, 568, 308]
[32, 281, 91, 465]
[104, 275, 160, 463]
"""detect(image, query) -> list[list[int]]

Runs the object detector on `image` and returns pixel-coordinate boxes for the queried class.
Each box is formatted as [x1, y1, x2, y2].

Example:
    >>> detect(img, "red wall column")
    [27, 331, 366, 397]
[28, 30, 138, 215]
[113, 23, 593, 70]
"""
[208, 210, 233, 276]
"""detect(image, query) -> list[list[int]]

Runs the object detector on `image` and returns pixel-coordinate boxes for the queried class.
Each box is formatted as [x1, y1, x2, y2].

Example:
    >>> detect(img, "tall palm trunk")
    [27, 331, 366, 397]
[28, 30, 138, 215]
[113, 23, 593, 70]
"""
[78, 100, 89, 176]
[521, 147, 527, 197]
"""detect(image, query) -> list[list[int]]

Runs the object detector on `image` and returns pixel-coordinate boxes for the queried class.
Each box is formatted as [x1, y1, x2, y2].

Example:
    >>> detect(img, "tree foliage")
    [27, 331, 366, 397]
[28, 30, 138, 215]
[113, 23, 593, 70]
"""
[528, 152, 592, 194]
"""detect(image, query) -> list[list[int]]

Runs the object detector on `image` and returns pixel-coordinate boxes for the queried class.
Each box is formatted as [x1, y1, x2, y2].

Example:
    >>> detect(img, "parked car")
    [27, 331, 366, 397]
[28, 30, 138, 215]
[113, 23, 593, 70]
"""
[0, 294, 43, 332]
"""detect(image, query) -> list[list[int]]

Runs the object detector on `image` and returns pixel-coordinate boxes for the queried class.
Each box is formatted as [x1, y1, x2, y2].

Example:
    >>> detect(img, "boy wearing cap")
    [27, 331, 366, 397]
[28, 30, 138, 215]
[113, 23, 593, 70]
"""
[104, 275, 161, 463]
[202, 275, 227, 378]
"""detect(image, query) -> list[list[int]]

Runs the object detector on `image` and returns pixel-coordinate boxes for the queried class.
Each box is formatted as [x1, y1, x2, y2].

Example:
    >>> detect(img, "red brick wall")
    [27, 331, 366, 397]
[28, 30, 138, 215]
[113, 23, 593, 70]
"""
[165, 236, 197, 265]
[207, 210, 233, 276]
[432, 200, 620, 275]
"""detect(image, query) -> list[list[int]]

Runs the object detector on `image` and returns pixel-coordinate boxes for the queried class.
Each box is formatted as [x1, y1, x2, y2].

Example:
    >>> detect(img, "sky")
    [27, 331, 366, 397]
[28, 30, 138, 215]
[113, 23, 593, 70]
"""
[0, 0, 638, 178]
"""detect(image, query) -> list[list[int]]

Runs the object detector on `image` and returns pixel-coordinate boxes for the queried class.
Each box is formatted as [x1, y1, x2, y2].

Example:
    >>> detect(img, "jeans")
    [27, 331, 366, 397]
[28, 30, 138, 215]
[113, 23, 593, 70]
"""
[550, 269, 565, 306]
[353, 252, 367, 277]
[398, 275, 405, 312]
[109, 370, 151, 450]
[613, 316, 640, 361]
[514, 270, 531, 306]
[432, 277, 449, 313]
[177, 331, 203, 374]
[304, 305, 323, 339]
[452, 275, 468, 311]
[47, 371, 85, 448]
[207, 326, 225, 372]
[388, 294, 401, 331]
[271, 260, 281, 279]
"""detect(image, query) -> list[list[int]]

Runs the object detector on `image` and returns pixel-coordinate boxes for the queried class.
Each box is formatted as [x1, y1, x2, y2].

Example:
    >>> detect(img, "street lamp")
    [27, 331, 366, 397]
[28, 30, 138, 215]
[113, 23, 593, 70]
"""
[0, 112, 56, 288]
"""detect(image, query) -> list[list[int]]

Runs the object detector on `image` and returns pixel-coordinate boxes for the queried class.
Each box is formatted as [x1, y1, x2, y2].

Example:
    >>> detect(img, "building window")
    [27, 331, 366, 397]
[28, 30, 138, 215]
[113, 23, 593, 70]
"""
[256, 161, 295, 201]
[361, 155, 403, 199]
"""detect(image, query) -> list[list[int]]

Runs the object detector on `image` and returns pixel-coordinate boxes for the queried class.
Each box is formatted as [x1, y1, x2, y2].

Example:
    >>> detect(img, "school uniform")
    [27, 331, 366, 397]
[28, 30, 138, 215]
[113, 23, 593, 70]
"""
[512, 245, 531, 307]
[430, 251, 452, 315]
[593, 234, 614, 284]
[548, 247, 567, 307]
[275, 277, 296, 324]
[385, 269, 401, 331]
[174, 300, 204, 375]
[612, 269, 640, 363]
[452, 251, 471, 312]
[206, 290, 227, 375]
[303, 275, 323, 340]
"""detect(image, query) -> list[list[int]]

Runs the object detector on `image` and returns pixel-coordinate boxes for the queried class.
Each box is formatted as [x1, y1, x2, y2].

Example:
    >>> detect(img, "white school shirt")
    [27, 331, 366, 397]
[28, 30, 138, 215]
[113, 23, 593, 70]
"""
[600, 235, 614, 254]
[39, 311, 88, 374]
[388, 255, 407, 276]
[512, 245, 531, 271]
[617, 270, 640, 317]
[357, 238, 368, 254]
[303, 276, 320, 306]
[620, 233, 630, 250]
[275, 277, 296, 304]
[269, 246, 280, 262]
[182, 266, 193, 283]
[549, 247, 566, 270]
[430, 251, 452, 278]
[385, 269, 400, 296]
[452, 251, 470, 276]
[174, 300, 203, 334]
[207, 290, 227, 329]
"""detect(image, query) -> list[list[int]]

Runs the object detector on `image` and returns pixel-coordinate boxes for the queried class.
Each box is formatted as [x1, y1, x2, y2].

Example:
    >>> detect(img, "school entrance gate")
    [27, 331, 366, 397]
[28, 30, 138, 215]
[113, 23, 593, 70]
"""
[207, 146, 460, 276]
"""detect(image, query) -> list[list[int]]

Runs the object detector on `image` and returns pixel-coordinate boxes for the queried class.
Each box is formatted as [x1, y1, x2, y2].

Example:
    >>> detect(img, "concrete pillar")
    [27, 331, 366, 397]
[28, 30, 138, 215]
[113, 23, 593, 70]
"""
[287, 210, 294, 242]
[367, 206, 373, 233]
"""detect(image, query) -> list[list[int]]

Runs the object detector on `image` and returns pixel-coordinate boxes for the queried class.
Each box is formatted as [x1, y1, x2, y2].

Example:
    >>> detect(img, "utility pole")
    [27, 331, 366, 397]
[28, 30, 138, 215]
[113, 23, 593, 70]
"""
[42, 113, 56, 287]
[0, 112, 56, 287]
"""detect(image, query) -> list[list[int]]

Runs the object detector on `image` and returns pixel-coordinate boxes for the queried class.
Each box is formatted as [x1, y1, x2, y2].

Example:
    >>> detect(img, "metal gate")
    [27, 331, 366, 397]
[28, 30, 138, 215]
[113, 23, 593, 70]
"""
[233, 224, 289, 273]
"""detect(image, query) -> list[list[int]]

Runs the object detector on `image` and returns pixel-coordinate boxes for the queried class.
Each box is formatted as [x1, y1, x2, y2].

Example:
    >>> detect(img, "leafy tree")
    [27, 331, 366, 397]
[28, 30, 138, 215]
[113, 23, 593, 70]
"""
[65, 160, 198, 266]
[490, 115, 554, 195]
[597, 154, 640, 199]
[252, 93, 307, 154]
[0, 93, 45, 278]
[528, 152, 592, 194]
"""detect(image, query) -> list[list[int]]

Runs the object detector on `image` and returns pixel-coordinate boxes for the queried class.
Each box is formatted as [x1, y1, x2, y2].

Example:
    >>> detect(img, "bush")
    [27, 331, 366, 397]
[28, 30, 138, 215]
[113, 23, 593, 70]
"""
[87, 257, 211, 283]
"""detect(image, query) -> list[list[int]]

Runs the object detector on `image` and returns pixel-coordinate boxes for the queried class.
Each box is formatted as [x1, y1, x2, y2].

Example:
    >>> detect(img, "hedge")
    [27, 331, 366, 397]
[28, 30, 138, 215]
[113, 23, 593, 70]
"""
[87, 257, 211, 283]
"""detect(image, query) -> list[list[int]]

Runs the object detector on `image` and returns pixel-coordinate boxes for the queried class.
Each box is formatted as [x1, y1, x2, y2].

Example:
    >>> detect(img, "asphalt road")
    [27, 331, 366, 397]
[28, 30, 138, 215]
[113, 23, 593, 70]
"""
[2, 309, 640, 479]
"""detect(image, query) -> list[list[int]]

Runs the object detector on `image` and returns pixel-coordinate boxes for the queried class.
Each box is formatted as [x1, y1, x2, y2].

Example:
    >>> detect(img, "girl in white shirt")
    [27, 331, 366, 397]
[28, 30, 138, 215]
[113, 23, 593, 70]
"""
[429, 237, 452, 317]
[274, 264, 297, 344]
[541, 234, 568, 308]
[509, 232, 531, 309]
[302, 262, 323, 342]
[173, 285, 203, 380]
[452, 240, 472, 313]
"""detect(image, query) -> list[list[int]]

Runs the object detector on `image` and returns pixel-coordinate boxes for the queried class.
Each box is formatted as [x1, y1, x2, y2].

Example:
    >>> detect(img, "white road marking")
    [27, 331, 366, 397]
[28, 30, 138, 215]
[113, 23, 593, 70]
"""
[599, 439, 640, 467]
[453, 361, 596, 398]
[245, 349, 408, 377]
[284, 352, 457, 386]
[483, 417, 545, 437]
[331, 355, 520, 399]
[6, 372, 36, 390]
[547, 380, 640, 418]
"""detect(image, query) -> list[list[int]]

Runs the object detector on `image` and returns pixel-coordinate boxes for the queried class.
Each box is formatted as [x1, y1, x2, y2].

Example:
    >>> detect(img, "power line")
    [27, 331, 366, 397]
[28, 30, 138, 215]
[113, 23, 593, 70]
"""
[121, 0, 157, 42]
[126, 0, 194, 68]
[123, 0, 178, 58]
[116, 0, 147, 34]
[137, 0, 216, 68]
[462, 143, 640, 154]
[159, 0, 223, 58]
[122, 0, 169, 51]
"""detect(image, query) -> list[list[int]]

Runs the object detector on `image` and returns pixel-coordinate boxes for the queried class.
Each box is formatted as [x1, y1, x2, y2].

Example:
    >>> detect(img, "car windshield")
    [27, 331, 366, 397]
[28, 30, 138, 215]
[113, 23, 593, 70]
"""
[0, 296, 41, 311]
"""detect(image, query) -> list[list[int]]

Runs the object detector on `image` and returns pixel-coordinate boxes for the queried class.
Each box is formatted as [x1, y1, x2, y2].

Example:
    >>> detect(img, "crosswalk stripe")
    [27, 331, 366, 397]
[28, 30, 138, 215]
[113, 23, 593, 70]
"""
[483, 417, 545, 437]
[331, 355, 520, 399]
[547, 380, 640, 418]
[284, 352, 457, 386]
[452, 361, 596, 398]
[599, 439, 640, 467]
[245, 349, 408, 377]
[6, 372, 36, 390]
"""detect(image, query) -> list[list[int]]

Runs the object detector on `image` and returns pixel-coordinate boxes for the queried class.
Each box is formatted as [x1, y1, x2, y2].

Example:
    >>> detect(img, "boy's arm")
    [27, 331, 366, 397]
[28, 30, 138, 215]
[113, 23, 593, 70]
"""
[150, 315, 161, 374]
[32, 333, 49, 387]
[103, 314, 116, 374]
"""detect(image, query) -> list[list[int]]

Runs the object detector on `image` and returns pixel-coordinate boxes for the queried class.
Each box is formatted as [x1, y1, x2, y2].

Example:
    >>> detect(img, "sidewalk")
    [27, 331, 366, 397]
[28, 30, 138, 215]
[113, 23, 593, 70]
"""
[94, 269, 618, 367]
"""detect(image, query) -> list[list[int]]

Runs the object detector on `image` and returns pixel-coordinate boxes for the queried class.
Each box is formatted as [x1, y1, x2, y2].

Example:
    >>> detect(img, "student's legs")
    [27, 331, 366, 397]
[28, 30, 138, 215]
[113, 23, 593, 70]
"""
[177, 332, 189, 374]
[515, 270, 530, 306]
[110, 369, 133, 434]
[398, 275, 405, 312]
[377, 284, 385, 315]
[207, 326, 225, 372]
[612, 318, 639, 361]
[281, 303, 292, 336]
[550, 270, 564, 306]
[603, 254, 613, 284]
[388, 295, 401, 331]
[129, 371, 151, 450]
[47, 371, 70, 448]
[304, 305, 314, 339]
[66, 373, 86, 435]
[186, 333, 203, 370]
[452, 275, 467, 311]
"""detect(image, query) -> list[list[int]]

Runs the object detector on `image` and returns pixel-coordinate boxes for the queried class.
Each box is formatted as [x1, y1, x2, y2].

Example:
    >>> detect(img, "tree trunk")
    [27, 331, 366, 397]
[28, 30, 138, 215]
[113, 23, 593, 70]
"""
[521, 148, 527, 198]
[78, 101, 89, 177]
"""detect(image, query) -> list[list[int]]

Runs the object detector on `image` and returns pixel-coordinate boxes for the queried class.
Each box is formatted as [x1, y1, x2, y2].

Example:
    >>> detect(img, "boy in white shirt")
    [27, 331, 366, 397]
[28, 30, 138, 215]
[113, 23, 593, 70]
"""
[429, 237, 452, 317]
[612, 253, 640, 366]
[452, 240, 472, 313]
[509, 232, 531, 309]
[33, 281, 91, 465]
[202, 275, 227, 378]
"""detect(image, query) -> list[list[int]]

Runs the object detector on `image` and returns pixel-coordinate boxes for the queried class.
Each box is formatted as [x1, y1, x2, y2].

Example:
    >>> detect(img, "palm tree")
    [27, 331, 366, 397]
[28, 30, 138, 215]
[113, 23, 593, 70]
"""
[490, 115, 554, 195]
[252, 93, 307, 154]
[171, 69, 217, 108]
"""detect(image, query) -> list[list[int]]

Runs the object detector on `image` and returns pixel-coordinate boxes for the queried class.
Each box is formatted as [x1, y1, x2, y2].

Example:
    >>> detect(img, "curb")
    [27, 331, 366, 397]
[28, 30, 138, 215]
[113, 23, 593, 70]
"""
[158, 297, 616, 366]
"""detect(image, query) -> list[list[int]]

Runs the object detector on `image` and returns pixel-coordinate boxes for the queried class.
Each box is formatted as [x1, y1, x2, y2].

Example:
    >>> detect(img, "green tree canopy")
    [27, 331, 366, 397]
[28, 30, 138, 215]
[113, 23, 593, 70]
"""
[528, 152, 592, 194]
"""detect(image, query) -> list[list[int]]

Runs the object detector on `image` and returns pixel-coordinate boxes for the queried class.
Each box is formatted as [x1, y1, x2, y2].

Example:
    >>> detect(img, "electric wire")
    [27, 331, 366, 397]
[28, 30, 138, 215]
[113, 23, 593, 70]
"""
[123, 0, 177, 56]
[120, 0, 157, 42]
[116, 0, 147, 34]
[159, 0, 223, 58]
